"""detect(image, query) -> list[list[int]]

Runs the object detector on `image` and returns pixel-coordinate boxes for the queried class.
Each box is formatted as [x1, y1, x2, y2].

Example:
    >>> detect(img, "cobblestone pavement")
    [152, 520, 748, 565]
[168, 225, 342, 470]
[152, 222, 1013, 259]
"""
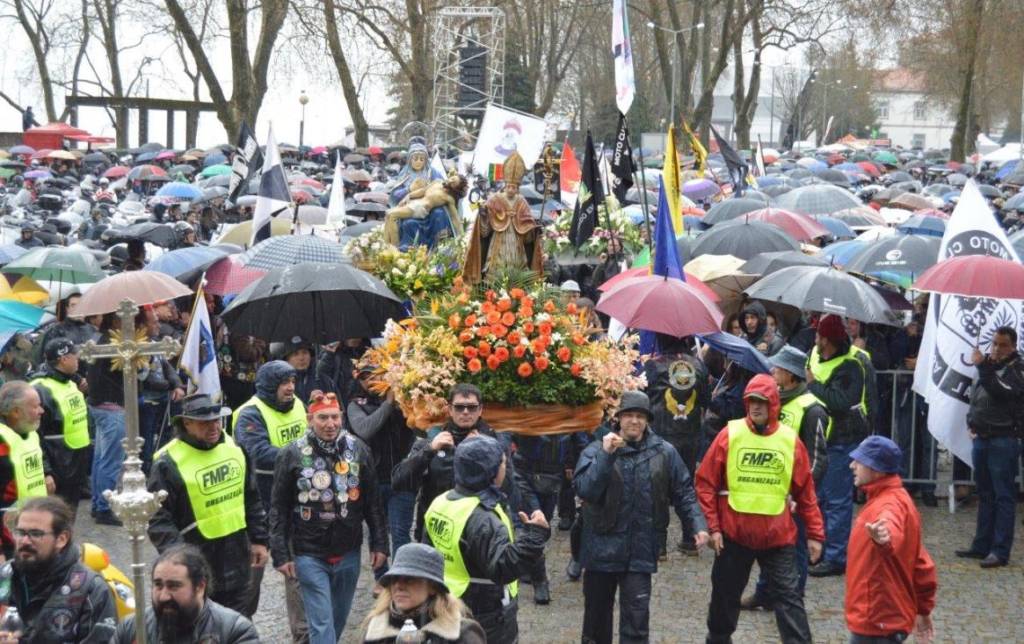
[75, 495, 1024, 643]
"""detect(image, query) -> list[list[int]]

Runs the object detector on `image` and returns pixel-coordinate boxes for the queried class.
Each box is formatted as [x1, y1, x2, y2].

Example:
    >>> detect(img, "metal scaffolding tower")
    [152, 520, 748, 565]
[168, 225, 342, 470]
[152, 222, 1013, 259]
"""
[431, 6, 505, 152]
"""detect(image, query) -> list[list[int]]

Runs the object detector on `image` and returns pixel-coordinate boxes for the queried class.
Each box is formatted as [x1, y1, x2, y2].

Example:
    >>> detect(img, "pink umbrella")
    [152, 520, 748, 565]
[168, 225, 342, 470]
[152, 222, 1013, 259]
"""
[75, 271, 192, 317]
[742, 208, 830, 242]
[913, 208, 949, 220]
[912, 255, 1024, 299]
[205, 256, 267, 296]
[310, 146, 328, 155]
[596, 275, 724, 337]
[292, 177, 325, 190]
[103, 165, 130, 179]
[597, 266, 720, 302]
[155, 150, 176, 161]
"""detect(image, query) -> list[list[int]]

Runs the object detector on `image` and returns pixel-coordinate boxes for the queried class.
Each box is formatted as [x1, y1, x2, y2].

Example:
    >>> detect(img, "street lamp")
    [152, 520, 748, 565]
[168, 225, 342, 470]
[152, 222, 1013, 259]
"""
[298, 90, 309, 148]
[647, 21, 705, 128]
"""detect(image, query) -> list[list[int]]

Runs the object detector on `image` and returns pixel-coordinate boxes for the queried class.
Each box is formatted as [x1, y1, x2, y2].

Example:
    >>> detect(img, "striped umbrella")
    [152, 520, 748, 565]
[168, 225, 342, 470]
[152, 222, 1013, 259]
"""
[239, 235, 346, 271]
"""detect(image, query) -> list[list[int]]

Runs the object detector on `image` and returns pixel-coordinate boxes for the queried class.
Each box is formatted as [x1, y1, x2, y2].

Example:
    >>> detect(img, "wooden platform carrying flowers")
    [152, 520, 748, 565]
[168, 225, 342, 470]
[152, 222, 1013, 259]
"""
[360, 271, 646, 435]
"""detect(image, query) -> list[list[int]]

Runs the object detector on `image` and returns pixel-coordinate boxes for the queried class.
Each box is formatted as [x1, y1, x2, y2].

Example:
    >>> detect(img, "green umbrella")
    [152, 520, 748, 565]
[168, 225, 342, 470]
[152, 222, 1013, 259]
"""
[199, 164, 232, 178]
[0, 168, 15, 179]
[4, 247, 105, 284]
[873, 151, 898, 165]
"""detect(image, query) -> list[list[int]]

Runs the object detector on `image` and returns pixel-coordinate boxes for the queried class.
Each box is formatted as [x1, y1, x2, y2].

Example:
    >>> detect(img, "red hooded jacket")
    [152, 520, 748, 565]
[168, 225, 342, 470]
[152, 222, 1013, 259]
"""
[846, 474, 936, 637]
[695, 373, 825, 549]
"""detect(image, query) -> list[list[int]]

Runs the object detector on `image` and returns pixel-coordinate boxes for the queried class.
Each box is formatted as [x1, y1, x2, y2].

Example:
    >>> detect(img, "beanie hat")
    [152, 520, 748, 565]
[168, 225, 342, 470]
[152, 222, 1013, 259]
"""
[816, 314, 847, 342]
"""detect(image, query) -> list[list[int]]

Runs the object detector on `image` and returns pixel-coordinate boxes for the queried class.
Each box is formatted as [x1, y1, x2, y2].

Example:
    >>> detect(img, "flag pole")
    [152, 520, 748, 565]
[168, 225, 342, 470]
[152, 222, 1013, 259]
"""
[631, 118, 654, 255]
[177, 278, 206, 372]
[596, 142, 614, 232]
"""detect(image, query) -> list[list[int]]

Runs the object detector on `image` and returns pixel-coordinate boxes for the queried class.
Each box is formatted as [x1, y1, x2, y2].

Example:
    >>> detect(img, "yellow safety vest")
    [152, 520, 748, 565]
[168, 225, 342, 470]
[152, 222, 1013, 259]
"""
[424, 494, 519, 599]
[232, 397, 307, 449]
[725, 419, 797, 516]
[160, 434, 247, 540]
[779, 392, 833, 441]
[808, 346, 868, 414]
[31, 377, 90, 449]
[0, 423, 46, 507]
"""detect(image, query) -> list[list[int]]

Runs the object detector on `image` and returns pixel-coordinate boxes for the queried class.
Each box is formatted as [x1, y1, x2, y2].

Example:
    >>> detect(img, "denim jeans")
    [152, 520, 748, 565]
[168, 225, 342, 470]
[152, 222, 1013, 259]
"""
[970, 435, 1021, 561]
[820, 442, 856, 566]
[754, 515, 808, 600]
[138, 397, 168, 475]
[373, 482, 416, 581]
[295, 552, 361, 644]
[90, 406, 125, 513]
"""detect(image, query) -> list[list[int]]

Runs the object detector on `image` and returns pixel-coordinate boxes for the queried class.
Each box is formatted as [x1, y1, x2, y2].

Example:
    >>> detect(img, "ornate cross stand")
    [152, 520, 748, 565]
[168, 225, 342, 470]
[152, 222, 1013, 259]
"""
[78, 299, 181, 644]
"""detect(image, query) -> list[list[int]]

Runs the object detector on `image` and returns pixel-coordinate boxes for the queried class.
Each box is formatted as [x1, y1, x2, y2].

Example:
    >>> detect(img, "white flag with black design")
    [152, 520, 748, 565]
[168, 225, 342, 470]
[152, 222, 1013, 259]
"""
[250, 125, 291, 247]
[227, 121, 262, 206]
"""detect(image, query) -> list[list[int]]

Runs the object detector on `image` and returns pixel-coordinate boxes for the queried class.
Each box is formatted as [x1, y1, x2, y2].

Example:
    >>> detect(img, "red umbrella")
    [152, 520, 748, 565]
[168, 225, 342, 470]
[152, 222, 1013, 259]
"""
[290, 189, 312, 204]
[30, 149, 53, 160]
[368, 146, 383, 156]
[912, 255, 1024, 299]
[292, 177, 325, 190]
[856, 161, 881, 177]
[155, 150, 176, 161]
[103, 165, 130, 179]
[597, 266, 719, 302]
[742, 208, 830, 242]
[205, 256, 267, 296]
[596, 275, 723, 337]
[826, 153, 845, 166]
[913, 208, 949, 220]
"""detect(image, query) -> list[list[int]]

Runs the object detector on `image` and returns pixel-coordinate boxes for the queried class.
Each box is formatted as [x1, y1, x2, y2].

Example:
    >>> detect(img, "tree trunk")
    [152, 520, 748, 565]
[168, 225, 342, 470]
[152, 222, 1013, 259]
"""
[951, 0, 984, 161]
[694, 0, 737, 143]
[324, 0, 369, 147]
[647, 0, 673, 108]
[405, 0, 431, 121]
[13, 0, 57, 122]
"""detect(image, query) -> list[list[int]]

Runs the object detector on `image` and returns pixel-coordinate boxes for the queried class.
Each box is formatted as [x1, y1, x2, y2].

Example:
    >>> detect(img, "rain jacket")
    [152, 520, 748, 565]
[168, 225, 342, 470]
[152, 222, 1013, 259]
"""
[695, 374, 825, 550]
[573, 425, 707, 573]
[235, 360, 301, 509]
[967, 350, 1024, 438]
[779, 383, 829, 485]
[807, 340, 870, 445]
[114, 600, 259, 644]
[740, 301, 784, 356]
[846, 474, 936, 638]
[347, 391, 415, 485]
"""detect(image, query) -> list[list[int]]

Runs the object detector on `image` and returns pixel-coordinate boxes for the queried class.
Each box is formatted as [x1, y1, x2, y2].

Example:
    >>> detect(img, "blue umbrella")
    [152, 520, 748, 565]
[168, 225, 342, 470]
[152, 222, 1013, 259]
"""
[755, 176, 786, 187]
[144, 246, 231, 282]
[0, 301, 46, 332]
[996, 160, 1019, 180]
[156, 181, 204, 201]
[812, 215, 855, 240]
[697, 332, 772, 374]
[204, 152, 227, 167]
[134, 150, 157, 163]
[24, 169, 51, 180]
[0, 244, 28, 266]
[897, 214, 946, 237]
[833, 162, 863, 173]
[819, 239, 866, 266]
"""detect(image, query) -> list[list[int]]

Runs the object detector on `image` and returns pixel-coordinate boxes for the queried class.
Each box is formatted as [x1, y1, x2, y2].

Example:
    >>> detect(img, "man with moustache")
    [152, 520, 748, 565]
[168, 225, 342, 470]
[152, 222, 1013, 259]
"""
[0, 381, 54, 556]
[0, 496, 117, 643]
[114, 544, 259, 643]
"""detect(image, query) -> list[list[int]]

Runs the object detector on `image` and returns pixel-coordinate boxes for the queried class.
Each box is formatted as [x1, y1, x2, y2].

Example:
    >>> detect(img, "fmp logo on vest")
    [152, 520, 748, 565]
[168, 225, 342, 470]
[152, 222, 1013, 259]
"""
[737, 448, 784, 474]
[24, 453, 42, 474]
[197, 460, 243, 495]
[428, 514, 455, 548]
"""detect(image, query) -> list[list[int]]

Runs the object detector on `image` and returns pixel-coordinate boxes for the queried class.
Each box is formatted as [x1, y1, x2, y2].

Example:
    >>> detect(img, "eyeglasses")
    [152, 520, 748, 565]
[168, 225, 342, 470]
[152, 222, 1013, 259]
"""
[451, 403, 480, 413]
[12, 528, 54, 540]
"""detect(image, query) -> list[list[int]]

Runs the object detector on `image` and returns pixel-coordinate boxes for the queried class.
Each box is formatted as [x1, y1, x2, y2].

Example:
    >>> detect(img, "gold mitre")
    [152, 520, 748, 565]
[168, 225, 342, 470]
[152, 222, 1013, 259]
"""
[503, 151, 527, 184]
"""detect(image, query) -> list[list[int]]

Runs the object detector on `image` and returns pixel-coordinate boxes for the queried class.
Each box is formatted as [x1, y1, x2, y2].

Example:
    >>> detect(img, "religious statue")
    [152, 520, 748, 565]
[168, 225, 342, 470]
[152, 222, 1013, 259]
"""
[383, 170, 467, 249]
[387, 137, 443, 206]
[464, 151, 544, 283]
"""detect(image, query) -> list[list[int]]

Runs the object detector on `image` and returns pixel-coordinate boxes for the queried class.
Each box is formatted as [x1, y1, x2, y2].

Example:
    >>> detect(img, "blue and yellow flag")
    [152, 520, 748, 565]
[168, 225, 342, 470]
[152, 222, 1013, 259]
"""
[662, 125, 682, 233]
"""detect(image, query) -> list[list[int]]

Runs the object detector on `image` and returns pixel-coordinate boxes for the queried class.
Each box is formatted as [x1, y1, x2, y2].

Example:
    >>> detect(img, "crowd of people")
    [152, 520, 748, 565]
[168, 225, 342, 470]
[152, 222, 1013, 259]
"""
[4, 132, 1024, 643]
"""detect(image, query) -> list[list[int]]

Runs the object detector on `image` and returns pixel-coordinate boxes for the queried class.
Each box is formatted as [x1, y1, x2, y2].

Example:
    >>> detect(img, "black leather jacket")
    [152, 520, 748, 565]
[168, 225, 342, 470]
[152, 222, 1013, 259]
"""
[114, 599, 260, 644]
[968, 352, 1024, 437]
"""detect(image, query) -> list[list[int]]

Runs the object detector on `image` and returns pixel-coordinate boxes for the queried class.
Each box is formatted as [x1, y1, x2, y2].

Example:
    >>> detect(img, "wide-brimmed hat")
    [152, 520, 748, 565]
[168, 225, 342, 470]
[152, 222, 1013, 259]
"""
[850, 435, 902, 474]
[379, 543, 449, 594]
[769, 345, 808, 379]
[173, 393, 231, 422]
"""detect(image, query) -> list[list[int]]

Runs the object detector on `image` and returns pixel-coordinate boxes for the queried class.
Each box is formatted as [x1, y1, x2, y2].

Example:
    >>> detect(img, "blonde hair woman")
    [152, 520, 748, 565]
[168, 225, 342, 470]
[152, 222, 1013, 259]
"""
[362, 543, 485, 644]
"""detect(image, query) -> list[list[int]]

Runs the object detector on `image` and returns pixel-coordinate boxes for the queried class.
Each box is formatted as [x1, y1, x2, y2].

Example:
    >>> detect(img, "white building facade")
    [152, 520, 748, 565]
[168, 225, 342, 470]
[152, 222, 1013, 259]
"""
[871, 69, 955, 150]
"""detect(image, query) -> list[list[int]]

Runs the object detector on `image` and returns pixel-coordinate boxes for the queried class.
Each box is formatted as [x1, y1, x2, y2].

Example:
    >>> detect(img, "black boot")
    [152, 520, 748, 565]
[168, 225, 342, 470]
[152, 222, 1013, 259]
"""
[533, 581, 551, 605]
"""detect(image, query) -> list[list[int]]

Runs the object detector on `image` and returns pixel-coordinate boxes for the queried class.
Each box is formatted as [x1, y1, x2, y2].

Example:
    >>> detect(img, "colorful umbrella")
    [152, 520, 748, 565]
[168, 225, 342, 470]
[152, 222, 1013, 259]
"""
[912, 255, 1024, 299]
[681, 178, 721, 201]
[23, 170, 51, 180]
[597, 266, 720, 302]
[144, 246, 231, 283]
[75, 271, 193, 317]
[0, 275, 49, 306]
[103, 165, 130, 179]
[741, 208, 830, 242]
[127, 164, 167, 181]
[596, 275, 724, 337]
[819, 240, 867, 266]
[0, 301, 46, 332]
[199, 164, 232, 178]
[4, 247, 105, 284]
[156, 181, 203, 201]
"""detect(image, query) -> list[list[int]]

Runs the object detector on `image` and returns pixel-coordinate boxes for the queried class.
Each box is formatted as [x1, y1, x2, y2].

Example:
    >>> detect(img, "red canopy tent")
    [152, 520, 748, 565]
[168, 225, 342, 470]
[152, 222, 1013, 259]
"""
[22, 122, 92, 151]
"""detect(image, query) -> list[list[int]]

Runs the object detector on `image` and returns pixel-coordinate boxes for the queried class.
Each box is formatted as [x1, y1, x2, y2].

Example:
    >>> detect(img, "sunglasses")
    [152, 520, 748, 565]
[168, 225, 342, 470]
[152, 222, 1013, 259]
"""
[451, 403, 480, 413]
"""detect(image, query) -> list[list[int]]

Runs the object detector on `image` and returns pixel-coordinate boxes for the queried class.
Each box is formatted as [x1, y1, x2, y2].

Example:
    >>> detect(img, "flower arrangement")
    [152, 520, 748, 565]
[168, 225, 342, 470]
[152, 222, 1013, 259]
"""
[361, 276, 646, 432]
[345, 229, 464, 301]
[543, 195, 644, 258]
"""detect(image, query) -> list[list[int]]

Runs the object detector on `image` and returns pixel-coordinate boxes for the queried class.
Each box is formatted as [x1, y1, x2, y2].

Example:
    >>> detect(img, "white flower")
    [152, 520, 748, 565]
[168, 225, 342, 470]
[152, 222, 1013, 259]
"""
[391, 267, 402, 275]
[551, 332, 563, 342]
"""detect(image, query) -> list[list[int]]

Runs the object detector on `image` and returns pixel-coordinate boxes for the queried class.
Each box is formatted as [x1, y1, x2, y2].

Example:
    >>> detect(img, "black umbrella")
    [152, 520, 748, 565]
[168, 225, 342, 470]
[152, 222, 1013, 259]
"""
[845, 234, 941, 279]
[347, 202, 387, 219]
[741, 250, 829, 276]
[702, 198, 767, 226]
[220, 262, 404, 342]
[339, 220, 383, 239]
[169, 164, 197, 176]
[976, 184, 1002, 199]
[1010, 229, 1024, 257]
[744, 265, 898, 325]
[82, 151, 109, 164]
[102, 222, 178, 247]
[691, 219, 799, 260]
[884, 171, 913, 184]
[814, 168, 850, 185]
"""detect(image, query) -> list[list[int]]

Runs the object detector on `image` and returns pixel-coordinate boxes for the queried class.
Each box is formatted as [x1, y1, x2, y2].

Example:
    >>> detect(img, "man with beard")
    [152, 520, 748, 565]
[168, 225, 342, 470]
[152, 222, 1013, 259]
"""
[114, 544, 259, 643]
[147, 393, 269, 617]
[392, 383, 532, 541]
[0, 382, 54, 554]
[0, 496, 116, 643]
[29, 340, 90, 516]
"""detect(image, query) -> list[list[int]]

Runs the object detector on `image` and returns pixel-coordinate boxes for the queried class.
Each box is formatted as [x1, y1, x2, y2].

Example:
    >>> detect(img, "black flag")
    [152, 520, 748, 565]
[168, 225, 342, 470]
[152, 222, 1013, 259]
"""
[610, 112, 635, 202]
[711, 125, 749, 197]
[569, 131, 604, 248]
[227, 121, 263, 206]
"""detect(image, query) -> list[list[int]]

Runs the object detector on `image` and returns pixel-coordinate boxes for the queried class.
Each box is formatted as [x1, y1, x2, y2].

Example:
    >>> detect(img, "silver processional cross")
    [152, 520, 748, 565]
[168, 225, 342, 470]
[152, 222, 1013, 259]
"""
[78, 299, 181, 644]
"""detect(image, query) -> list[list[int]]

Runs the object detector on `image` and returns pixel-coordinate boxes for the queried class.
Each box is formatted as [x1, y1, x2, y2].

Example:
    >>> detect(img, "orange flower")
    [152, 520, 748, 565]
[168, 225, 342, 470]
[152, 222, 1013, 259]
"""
[510, 288, 526, 299]
[513, 345, 527, 358]
[501, 311, 516, 326]
[543, 299, 556, 313]
[463, 347, 479, 360]
[521, 296, 534, 309]
[480, 301, 495, 315]
[448, 313, 461, 329]
[453, 275, 465, 290]
[494, 347, 510, 362]
[491, 324, 508, 338]
[485, 289, 497, 302]
[534, 356, 550, 371]
[486, 310, 502, 325]
[464, 314, 477, 327]
[519, 307, 534, 319]
[467, 358, 483, 373]
[497, 298, 512, 312]
[478, 341, 492, 357]
[566, 302, 578, 315]
[523, 322, 535, 334]
[570, 363, 582, 376]
[517, 362, 534, 378]
[538, 321, 553, 336]
[459, 331, 474, 343]
[557, 346, 572, 362]
[475, 326, 490, 338]
[507, 331, 521, 345]
[487, 354, 501, 370]
[457, 292, 470, 304]
[572, 333, 586, 346]
[531, 339, 547, 354]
